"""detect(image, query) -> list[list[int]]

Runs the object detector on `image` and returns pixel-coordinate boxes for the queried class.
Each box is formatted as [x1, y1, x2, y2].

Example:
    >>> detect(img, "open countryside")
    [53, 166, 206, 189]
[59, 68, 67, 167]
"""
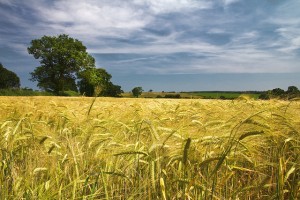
[1, 26, 300, 200]
[1, 0, 300, 199]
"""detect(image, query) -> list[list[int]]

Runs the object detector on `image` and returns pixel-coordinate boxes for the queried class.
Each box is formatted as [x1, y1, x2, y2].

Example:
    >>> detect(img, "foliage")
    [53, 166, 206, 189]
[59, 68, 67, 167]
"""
[286, 86, 300, 99]
[0, 63, 20, 89]
[78, 68, 122, 97]
[259, 86, 300, 100]
[28, 34, 95, 94]
[132, 86, 143, 97]
[59, 90, 80, 96]
[271, 88, 285, 96]
[0, 88, 52, 96]
[101, 82, 123, 97]
[164, 94, 181, 98]
[0, 97, 300, 199]
[287, 86, 299, 94]
[258, 92, 270, 100]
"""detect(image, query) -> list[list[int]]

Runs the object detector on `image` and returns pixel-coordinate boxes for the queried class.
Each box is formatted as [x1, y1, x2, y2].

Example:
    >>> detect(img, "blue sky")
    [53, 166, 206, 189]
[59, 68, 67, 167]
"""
[0, 0, 300, 92]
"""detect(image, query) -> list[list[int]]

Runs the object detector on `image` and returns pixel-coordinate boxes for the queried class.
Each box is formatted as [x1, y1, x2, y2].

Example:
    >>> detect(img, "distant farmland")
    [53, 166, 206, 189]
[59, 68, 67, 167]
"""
[123, 91, 262, 99]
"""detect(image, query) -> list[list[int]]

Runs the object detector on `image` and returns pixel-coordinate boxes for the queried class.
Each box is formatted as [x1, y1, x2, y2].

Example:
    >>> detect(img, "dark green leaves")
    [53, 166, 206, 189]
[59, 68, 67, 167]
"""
[28, 34, 95, 94]
[0, 63, 20, 89]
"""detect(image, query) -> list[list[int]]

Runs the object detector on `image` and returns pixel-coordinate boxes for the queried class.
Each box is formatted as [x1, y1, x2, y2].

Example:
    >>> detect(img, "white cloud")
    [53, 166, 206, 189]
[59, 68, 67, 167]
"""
[222, 0, 240, 6]
[292, 37, 300, 47]
[16, 0, 215, 41]
[207, 28, 227, 34]
[7, 43, 28, 55]
[0, 0, 15, 5]
[133, 0, 212, 14]
[27, 0, 211, 30]
[2, 0, 300, 75]
[274, 27, 300, 53]
[230, 31, 259, 44]
[33, 1, 148, 34]
[265, 0, 300, 54]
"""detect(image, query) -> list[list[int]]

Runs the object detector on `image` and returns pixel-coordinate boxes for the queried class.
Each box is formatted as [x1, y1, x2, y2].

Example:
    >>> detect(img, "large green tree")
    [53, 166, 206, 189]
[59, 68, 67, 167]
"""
[28, 34, 95, 94]
[0, 63, 20, 89]
[78, 68, 123, 97]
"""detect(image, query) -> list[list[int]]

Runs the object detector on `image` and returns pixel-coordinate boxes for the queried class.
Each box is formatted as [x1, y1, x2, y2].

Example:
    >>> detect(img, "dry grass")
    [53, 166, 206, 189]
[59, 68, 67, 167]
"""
[0, 96, 300, 199]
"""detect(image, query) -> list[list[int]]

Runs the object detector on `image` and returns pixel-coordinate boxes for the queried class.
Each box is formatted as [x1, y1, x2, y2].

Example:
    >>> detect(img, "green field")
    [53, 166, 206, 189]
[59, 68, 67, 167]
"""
[0, 97, 299, 199]
[123, 91, 261, 99]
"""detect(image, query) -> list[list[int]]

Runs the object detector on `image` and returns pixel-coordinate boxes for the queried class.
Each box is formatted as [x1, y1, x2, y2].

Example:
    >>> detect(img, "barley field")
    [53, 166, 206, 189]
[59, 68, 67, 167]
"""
[0, 96, 299, 199]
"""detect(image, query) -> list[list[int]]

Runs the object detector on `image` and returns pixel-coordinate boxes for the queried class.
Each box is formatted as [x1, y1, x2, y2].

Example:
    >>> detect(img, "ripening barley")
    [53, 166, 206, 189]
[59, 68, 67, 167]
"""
[0, 96, 299, 199]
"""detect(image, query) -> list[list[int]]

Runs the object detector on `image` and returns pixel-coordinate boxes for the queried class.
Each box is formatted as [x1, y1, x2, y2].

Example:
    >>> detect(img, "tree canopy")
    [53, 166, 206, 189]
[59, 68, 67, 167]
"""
[132, 87, 143, 98]
[259, 86, 300, 100]
[0, 63, 20, 89]
[28, 34, 95, 94]
[78, 68, 123, 97]
[271, 88, 285, 96]
[286, 86, 299, 94]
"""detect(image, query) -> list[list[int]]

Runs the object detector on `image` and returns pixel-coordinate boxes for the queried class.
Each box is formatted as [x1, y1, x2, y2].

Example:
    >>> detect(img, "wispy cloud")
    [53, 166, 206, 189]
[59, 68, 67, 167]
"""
[1, 0, 300, 77]
[264, 0, 300, 54]
[134, 0, 212, 13]
[222, 0, 240, 6]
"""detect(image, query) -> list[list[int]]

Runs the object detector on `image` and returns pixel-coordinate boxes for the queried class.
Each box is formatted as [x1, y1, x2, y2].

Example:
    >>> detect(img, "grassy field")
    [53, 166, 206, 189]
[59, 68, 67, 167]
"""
[122, 91, 261, 99]
[0, 96, 299, 199]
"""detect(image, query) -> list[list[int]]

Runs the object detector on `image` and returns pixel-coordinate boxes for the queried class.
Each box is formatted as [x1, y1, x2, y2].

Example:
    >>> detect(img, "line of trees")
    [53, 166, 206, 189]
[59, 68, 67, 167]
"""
[259, 86, 300, 100]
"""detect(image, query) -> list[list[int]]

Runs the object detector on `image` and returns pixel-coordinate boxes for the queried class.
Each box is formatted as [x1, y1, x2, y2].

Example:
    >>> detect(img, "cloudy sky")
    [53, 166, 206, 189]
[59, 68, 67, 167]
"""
[0, 0, 300, 91]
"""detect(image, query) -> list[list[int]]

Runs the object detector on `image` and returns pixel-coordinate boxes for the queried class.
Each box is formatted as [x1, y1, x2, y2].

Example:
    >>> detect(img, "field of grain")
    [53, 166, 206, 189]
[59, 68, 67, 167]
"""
[0, 96, 299, 199]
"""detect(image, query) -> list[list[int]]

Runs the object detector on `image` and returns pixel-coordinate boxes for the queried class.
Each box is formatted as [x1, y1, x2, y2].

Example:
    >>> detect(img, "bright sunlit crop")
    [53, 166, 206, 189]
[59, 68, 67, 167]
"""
[0, 96, 299, 199]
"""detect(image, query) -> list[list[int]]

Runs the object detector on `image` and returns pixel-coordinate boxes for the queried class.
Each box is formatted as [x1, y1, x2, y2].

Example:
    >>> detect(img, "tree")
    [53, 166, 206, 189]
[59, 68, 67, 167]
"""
[258, 93, 270, 100]
[28, 34, 95, 94]
[78, 68, 123, 97]
[286, 86, 299, 94]
[286, 86, 300, 99]
[132, 87, 143, 98]
[101, 82, 123, 97]
[271, 88, 285, 96]
[0, 63, 20, 89]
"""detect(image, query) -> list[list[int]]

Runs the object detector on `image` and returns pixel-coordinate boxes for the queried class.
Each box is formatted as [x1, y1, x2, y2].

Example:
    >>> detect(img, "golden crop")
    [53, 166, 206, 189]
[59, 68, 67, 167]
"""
[0, 96, 299, 199]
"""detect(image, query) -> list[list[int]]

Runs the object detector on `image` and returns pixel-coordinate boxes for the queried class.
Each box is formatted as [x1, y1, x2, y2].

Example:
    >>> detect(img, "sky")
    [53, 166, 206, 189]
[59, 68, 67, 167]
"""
[0, 0, 300, 92]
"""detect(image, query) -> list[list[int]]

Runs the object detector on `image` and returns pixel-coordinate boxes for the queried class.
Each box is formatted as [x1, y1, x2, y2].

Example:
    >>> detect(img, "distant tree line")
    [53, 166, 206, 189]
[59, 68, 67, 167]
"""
[157, 94, 181, 99]
[259, 86, 300, 100]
